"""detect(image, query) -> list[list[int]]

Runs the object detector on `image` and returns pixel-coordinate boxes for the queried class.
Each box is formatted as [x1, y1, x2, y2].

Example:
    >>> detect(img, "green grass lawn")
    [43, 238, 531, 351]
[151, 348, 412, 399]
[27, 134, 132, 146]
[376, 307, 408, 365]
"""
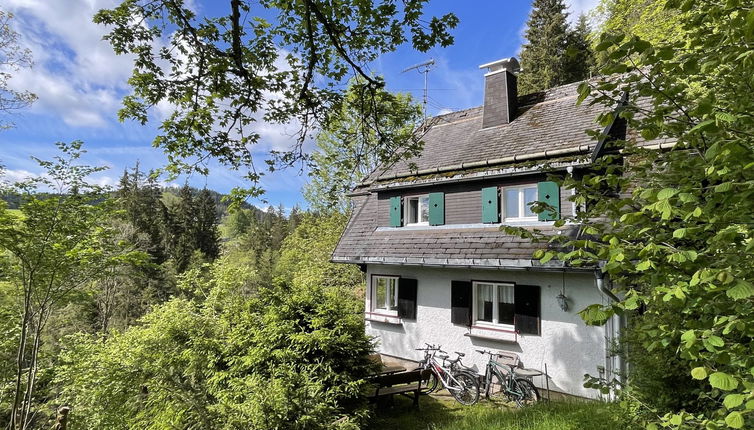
[367, 391, 630, 430]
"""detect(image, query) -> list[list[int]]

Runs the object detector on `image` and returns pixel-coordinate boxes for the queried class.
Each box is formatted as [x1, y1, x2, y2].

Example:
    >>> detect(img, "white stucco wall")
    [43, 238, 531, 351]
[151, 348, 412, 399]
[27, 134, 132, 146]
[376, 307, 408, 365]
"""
[364, 264, 610, 398]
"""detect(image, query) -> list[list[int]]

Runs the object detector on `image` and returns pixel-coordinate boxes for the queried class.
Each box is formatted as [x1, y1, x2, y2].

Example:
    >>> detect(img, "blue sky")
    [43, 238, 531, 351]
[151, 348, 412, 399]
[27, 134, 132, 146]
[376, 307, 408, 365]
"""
[1, 0, 597, 210]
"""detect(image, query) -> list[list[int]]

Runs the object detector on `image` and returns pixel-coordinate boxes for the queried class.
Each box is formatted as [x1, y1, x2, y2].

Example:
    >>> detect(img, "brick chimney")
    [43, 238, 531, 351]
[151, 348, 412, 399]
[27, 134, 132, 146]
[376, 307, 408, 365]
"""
[479, 57, 520, 128]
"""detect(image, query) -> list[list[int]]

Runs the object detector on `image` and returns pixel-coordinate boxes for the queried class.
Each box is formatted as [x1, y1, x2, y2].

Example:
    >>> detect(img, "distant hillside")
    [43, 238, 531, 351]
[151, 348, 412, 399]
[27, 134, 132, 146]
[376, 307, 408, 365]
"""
[1, 187, 258, 217]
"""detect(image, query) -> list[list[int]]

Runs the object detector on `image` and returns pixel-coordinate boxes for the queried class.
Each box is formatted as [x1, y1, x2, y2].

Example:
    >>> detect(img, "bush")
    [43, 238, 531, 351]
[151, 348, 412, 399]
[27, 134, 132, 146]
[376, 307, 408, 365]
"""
[56, 259, 375, 429]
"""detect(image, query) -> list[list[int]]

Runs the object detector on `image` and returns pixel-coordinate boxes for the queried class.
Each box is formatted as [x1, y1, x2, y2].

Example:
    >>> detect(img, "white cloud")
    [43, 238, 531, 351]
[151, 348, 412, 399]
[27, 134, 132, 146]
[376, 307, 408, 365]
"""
[5, 0, 131, 127]
[564, 0, 600, 23]
[1, 168, 36, 184]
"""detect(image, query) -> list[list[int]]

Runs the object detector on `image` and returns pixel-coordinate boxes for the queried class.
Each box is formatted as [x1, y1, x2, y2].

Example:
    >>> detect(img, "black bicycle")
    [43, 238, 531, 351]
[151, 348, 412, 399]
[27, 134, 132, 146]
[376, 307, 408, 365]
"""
[475, 349, 540, 407]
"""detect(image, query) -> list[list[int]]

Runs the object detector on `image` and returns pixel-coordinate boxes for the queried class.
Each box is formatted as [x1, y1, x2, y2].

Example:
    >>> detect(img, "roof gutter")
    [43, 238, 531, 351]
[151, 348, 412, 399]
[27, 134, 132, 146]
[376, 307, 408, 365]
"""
[359, 144, 592, 187]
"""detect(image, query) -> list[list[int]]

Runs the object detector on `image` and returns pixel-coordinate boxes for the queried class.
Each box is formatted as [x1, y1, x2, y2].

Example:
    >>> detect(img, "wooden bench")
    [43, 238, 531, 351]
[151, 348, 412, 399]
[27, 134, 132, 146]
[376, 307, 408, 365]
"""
[368, 369, 431, 407]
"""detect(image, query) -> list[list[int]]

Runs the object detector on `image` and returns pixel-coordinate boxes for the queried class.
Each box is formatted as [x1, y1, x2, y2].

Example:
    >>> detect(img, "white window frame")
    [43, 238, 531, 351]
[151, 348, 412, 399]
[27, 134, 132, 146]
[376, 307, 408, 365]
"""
[472, 281, 515, 329]
[404, 194, 430, 226]
[502, 185, 538, 221]
[370, 275, 400, 316]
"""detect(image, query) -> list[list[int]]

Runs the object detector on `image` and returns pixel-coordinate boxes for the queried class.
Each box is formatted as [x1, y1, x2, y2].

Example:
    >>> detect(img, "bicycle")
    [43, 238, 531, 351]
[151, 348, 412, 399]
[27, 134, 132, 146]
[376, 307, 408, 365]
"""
[475, 349, 540, 407]
[415, 344, 480, 405]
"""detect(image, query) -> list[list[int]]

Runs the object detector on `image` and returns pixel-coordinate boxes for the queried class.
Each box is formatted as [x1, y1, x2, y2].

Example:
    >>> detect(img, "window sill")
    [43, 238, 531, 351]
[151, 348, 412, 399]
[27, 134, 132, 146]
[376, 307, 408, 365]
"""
[365, 312, 402, 325]
[465, 325, 518, 343]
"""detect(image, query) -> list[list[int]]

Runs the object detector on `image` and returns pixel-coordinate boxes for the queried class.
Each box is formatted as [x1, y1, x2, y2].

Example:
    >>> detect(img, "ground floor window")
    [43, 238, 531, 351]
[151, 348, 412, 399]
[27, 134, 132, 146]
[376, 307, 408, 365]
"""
[473, 281, 515, 327]
[367, 275, 418, 320]
[372, 275, 399, 313]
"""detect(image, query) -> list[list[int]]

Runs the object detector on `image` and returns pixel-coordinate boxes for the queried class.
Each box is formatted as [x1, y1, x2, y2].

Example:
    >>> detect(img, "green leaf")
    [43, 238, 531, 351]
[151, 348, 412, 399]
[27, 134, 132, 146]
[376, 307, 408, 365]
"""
[724, 394, 745, 409]
[689, 119, 715, 133]
[727, 280, 754, 300]
[746, 8, 754, 39]
[636, 260, 652, 271]
[691, 367, 707, 380]
[707, 335, 724, 347]
[669, 414, 682, 425]
[657, 188, 678, 200]
[715, 182, 734, 193]
[725, 411, 744, 429]
[709, 372, 739, 391]
[715, 112, 737, 123]
[673, 228, 687, 239]
[576, 82, 590, 105]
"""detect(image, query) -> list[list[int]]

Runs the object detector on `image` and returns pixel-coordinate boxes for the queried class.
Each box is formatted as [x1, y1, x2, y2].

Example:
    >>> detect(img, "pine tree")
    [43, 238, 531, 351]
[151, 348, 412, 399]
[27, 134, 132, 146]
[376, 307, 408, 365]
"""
[172, 184, 197, 272]
[116, 163, 169, 263]
[563, 15, 595, 84]
[518, 0, 571, 94]
[195, 188, 220, 260]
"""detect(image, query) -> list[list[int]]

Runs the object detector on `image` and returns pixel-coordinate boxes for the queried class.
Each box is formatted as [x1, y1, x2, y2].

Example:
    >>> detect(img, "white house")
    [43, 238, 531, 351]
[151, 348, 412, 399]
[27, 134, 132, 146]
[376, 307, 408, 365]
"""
[333, 57, 626, 398]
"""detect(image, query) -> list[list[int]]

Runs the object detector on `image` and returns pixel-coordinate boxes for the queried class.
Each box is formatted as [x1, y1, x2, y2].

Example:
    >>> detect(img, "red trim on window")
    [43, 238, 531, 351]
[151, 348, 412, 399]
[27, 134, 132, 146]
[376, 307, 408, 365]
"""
[470, 325, 518, 335]
[365, 311, 400, 319]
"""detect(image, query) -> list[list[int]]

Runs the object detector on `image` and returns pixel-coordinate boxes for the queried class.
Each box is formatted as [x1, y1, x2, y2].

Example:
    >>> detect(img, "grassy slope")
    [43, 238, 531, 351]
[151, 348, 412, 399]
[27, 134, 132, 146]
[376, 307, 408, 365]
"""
[368, 392, 630, 430]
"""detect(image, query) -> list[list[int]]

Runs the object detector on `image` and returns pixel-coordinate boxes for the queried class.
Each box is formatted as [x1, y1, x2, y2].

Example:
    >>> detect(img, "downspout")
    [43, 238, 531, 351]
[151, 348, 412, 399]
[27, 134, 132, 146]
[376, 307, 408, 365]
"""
[594, 269, 625, 400]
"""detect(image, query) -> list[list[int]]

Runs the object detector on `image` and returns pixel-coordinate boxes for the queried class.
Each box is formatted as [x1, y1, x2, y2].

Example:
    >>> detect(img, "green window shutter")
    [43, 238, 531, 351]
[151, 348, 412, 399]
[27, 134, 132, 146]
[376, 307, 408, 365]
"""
[428, 192, 445, 226]
[389, 196, 402, 227]
[481, 187, 499, 223]
[537, 181, 560, 221]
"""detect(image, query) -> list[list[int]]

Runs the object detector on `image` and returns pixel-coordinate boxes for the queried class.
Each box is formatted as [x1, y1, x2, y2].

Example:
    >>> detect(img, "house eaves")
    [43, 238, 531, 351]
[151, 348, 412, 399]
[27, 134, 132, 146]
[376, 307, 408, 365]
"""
[363, 154, 591, 192]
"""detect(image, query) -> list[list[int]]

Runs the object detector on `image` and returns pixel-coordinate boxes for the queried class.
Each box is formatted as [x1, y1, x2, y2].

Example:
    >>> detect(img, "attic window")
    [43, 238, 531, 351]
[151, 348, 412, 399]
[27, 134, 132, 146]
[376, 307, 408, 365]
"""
[503, 185, 538, 221]
[405, 195, 429, 225]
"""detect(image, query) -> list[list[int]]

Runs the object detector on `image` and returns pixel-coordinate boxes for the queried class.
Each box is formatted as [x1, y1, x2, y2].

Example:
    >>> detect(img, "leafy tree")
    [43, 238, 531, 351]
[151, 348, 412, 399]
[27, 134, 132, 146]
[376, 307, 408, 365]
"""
[0, 142, 139, 429]
[276, 212, 363, 291]
[0, 9, 36, 129]
[94, 0, 458, 197]
[304, 79, 422, 212]
[515, 0, 754, 427]
[594, 0, 684, 47]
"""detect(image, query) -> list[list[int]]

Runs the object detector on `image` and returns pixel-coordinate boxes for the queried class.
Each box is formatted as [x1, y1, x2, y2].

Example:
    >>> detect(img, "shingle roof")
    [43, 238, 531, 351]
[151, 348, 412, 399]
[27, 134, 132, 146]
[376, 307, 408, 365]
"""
[334, 79, 616, 269]
[332, 193, 579, 269]
[366, 80, 607, 182]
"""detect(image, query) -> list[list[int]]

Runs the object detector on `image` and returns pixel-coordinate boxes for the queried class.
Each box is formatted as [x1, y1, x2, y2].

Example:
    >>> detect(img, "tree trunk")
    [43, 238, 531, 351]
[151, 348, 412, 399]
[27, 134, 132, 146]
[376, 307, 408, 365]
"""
[52, 406, 70, 430]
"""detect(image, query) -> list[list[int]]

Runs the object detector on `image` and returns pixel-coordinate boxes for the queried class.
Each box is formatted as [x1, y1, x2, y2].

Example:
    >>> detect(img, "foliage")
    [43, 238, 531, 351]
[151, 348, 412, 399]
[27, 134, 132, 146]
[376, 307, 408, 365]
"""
[0, 9, 36, 129]
[515, 0, 754, 427]
[223, 204, 300, 284]
[593, 0, 684, 48]
[276, 212, 363, 290]
[518, 0, 593, 94]
[0, 141, 143, 428]
[57, 259, 375, 429]
[94, 0, 458, 197]
[304, 79, 423, 212]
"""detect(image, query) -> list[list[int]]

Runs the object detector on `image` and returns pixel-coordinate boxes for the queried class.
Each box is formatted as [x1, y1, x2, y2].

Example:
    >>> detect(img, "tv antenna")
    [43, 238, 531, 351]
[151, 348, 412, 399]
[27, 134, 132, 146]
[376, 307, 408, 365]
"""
[402, 58, 435, 125]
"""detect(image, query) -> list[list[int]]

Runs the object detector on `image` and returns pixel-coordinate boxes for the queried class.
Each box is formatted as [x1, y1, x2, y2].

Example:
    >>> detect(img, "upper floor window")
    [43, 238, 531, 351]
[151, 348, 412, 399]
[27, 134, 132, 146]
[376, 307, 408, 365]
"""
[405, 195, 429, 225]
[503, 185, 537, 221]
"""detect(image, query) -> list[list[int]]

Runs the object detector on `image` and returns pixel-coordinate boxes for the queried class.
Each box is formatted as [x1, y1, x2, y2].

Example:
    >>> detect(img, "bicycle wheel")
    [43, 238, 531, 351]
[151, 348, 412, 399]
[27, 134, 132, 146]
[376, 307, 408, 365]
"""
[448, 371, 480, 405]
[486, 369, 507, 401]
[511, 378, 540, 407]
[421, 370, 440, 394]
